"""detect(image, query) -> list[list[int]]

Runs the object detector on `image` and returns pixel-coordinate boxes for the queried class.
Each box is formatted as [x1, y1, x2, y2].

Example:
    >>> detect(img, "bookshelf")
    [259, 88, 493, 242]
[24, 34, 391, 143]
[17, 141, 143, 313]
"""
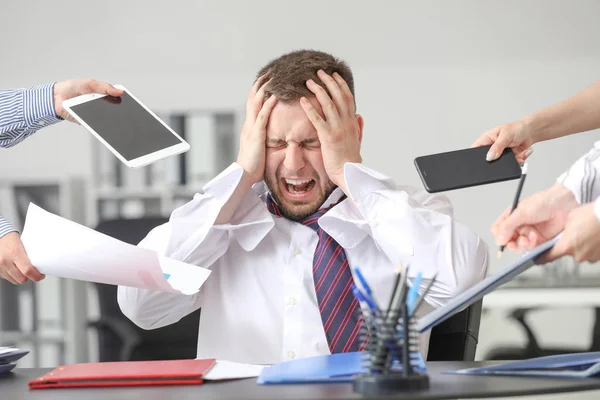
[0, 177, 88, 367]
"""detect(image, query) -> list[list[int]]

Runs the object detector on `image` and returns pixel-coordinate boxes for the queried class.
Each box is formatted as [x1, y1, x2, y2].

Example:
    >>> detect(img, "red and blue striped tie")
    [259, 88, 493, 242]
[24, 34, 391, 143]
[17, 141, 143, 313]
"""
[266, 194, 367, 353]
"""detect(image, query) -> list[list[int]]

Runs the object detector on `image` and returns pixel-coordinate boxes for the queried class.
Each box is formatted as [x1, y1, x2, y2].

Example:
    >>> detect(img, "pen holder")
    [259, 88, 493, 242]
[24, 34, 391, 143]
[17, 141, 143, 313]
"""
[353, 304, 429, 394]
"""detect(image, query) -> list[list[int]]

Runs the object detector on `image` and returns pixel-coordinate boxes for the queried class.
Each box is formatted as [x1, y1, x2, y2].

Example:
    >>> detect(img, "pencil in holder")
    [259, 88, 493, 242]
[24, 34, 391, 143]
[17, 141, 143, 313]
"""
[353, 302, 429, 394]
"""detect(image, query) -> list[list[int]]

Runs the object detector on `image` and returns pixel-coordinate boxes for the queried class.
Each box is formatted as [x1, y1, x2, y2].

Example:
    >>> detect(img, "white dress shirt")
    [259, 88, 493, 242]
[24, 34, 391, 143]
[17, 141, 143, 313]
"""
[556, 140, 600, 220]
[118, 162, 488, 364]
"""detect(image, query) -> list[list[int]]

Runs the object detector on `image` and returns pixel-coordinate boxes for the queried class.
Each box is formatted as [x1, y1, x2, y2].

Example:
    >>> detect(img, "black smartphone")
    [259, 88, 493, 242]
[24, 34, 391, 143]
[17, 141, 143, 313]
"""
[414, 145, 522, 193]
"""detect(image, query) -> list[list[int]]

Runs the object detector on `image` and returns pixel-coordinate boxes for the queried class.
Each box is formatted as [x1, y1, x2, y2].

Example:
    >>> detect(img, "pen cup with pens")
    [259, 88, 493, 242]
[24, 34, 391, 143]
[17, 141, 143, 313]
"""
[352, 265, 431, 394]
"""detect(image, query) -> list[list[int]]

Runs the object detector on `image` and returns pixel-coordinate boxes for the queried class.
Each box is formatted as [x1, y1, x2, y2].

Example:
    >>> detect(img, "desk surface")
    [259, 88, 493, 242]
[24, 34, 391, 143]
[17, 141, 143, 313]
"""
[3, 362, 600, 400]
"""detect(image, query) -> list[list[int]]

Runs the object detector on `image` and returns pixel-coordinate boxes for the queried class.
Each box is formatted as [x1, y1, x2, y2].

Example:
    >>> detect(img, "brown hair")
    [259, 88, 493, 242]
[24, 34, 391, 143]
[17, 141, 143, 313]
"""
[256, 49, 355, 106]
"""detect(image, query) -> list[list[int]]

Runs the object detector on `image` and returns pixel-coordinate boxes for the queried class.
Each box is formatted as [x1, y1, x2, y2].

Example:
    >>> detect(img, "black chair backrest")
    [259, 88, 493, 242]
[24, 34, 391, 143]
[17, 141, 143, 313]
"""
[93, 217, 200, 361]
[426, 300, 483, 361]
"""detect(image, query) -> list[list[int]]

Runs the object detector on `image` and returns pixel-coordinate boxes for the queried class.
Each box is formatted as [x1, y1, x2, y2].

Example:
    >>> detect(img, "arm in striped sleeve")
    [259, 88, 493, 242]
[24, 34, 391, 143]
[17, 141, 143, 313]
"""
[0, 83, 62, 148]
[557, 141, 600, 205]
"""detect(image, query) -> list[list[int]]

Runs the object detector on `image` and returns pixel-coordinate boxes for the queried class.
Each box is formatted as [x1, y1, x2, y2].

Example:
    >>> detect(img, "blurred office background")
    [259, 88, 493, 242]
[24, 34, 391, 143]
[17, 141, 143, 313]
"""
[1, 0, 599, 366]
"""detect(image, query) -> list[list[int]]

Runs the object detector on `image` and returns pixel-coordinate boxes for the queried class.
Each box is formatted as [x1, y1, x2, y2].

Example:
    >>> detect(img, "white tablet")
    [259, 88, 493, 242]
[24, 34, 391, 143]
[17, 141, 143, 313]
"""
[61, 84, 190, 168]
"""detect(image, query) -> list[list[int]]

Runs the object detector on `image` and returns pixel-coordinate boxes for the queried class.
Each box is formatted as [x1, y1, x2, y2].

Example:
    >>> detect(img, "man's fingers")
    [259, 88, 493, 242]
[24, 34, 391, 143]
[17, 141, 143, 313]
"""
[5, 263, 28, 284]
[491, 206, 512, 236]
[470, 133, 494, 149]
[14, 255, 44, 282]
[331, 72, 355, 114]
[537, 237, 570, 264]
[317, 70, 349, 117]
[305, 79, 341, 125]
[300, 97, 329, 133]
[86, 80, 124, 97]
[487, 130, 512, 162]
[254, 95, 278, 131]
[247, 78, 272, 121]
[495, 206, 529, 246]
[0, 269, 18, 285]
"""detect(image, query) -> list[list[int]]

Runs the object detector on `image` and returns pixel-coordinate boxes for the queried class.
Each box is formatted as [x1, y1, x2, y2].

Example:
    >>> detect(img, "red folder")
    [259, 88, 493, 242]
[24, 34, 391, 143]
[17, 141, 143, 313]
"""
[28, 359, 216, 389]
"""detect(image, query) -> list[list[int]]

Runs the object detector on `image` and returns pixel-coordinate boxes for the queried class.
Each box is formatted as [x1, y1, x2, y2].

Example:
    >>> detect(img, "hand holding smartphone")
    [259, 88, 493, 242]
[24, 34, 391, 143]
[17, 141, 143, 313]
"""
[414, 146, 522, 193]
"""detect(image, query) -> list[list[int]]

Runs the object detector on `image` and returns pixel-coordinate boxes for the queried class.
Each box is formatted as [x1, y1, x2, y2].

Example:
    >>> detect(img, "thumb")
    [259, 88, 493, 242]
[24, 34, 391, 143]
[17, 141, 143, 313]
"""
[496, 206, 530, 245]
[107, 86, 124, 97]
[538, 236, 569, 264]
[487, 132, 512, 161]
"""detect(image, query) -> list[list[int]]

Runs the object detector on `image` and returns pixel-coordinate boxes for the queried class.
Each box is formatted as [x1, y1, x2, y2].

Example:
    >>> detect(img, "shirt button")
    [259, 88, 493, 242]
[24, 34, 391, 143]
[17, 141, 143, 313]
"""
[288, 296, 297, 306]
[294, 248, 302, 255]
[288, 351, 296, 359]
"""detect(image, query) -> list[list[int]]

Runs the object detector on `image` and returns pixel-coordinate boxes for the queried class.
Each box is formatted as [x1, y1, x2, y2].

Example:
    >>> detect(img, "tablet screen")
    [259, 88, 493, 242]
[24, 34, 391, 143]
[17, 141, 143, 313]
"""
[69, 92, 183, 161]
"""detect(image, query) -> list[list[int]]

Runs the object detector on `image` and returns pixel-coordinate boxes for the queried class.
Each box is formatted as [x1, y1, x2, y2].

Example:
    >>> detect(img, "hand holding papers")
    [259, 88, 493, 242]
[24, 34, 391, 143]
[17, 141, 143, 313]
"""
[20, 203, 210, 295]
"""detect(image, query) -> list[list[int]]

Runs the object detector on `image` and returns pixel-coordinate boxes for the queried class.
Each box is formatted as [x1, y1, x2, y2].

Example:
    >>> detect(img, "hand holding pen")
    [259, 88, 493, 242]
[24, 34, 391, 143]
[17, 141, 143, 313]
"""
[497, 163, 528, 259]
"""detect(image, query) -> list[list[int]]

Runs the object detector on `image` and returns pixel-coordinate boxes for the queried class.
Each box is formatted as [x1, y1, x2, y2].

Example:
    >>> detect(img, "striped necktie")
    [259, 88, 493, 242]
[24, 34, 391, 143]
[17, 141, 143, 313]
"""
[266, 194, 367, 353]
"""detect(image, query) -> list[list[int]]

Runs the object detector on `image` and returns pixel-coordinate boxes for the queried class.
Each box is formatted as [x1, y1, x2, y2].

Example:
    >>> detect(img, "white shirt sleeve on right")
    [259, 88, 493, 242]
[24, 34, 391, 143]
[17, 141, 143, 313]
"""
[594, 197, 600, 221]
[557, 140, 600, 204]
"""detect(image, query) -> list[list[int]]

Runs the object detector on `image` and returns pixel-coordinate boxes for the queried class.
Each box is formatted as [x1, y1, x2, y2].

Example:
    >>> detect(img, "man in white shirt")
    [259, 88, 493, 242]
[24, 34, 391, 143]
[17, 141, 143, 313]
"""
[118, 50, 488, 364]
[472, 79, 600, 263]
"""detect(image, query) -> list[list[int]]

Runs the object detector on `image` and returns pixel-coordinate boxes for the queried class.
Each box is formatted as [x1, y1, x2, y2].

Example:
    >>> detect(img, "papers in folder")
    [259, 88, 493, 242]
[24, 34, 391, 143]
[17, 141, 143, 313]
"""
[0, 347, 29, 375]
[448, 352, 600, 379]
[417, 236, 560, 333]
[20, 203, 210, 295]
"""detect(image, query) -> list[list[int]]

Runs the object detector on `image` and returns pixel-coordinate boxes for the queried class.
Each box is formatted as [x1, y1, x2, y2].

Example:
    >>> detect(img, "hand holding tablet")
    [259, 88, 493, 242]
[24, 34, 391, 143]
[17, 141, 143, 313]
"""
[62, 85, 190, 168]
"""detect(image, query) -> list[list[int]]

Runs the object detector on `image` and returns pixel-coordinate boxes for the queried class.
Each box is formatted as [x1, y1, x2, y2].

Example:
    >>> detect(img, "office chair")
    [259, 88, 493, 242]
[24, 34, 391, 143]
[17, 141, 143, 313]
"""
[427, 300, 483, 361]
[485, 307, 600, 360]
[88, 217, 200, 362]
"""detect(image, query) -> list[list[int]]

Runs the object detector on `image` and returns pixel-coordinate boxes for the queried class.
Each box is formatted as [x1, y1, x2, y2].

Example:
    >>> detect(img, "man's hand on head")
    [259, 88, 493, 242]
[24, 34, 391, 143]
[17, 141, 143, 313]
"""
[0, 232, 44, 285]
[299, 70, 363, 195]
[53, 79, 124, 121]
[236, 75, 278, 186]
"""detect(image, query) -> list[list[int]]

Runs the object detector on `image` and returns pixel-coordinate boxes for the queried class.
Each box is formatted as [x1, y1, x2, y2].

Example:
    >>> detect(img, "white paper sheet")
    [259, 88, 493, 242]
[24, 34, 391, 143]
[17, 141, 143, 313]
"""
[203, 360, 267, 380]
[20, 203, 210, 295]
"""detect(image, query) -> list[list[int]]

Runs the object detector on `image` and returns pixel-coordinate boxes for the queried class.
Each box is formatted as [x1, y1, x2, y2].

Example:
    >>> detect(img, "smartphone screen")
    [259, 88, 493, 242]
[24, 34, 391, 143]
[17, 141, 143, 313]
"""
[414, 146, 522, 193]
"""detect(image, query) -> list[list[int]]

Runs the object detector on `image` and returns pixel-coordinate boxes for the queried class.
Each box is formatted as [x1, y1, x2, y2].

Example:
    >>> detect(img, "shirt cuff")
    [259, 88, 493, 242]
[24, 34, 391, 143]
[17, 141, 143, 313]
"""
[0, 217, 17, 239]
[594, 198, 600, 222]
[556, 141, 600, 205]
[22, 83, 63, 127]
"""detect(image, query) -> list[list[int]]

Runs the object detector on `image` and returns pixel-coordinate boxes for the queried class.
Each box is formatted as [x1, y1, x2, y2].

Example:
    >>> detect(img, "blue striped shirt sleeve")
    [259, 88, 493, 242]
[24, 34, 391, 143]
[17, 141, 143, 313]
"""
[0, 216, 17, 239]
[0, 83, 62, 148]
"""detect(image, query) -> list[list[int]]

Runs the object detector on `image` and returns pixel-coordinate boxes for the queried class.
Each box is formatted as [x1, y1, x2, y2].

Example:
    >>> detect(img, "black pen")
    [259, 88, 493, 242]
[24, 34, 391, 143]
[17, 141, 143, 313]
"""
[498, 163, 528, 259]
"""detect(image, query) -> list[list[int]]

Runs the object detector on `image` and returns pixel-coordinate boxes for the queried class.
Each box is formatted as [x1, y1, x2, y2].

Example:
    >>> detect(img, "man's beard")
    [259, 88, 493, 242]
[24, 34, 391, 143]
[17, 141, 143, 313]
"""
[265, 173, 337, 221]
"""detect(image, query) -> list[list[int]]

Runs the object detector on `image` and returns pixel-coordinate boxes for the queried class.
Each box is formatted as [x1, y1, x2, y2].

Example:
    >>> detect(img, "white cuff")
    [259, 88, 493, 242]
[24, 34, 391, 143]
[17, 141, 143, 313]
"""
[594, 197, 600, 222]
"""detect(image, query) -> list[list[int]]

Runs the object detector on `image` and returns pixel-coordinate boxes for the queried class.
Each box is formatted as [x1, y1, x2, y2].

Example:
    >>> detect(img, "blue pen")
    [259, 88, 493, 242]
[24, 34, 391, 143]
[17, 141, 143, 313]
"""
[353, 267, 380, 311]
[352, 284, 379, 312]
[353, 267, 373, 296]
[407, 272, 423, 316]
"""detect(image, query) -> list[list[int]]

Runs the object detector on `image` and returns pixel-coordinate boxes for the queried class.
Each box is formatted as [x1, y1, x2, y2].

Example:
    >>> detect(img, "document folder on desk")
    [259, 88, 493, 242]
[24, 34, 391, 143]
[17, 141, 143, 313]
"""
[257, 352, 365, 384]
[448, 352, 600, 379]
[0, 347, 29, 375]
[28, 359, 216, 389]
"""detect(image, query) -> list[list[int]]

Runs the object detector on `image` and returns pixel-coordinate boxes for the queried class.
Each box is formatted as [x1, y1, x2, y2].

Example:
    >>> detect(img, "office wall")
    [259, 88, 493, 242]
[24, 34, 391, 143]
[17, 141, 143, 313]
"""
[1, 0, 599, 362]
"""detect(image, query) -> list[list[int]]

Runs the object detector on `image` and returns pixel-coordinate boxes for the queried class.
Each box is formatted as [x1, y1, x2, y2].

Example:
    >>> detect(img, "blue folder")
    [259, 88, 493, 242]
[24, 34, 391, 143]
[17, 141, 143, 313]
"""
[417, 236, 559, 333]
[257, 352, 365, 384]
[447, 352, 600, 379]
[0, 363, 16, 375]
[0, 348, 29, 364]
[0, 347, 28, 376]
